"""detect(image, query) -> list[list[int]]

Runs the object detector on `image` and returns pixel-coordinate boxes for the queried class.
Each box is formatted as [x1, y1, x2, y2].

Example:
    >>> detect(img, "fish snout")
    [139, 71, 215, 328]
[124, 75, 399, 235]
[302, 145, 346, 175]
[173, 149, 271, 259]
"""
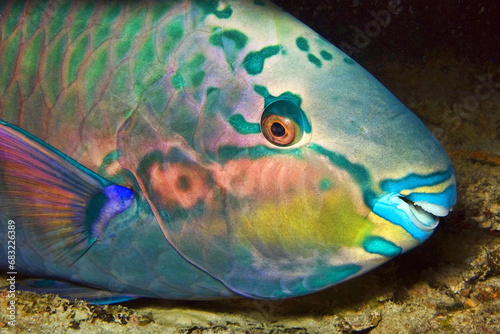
[372, 172, 457, 242]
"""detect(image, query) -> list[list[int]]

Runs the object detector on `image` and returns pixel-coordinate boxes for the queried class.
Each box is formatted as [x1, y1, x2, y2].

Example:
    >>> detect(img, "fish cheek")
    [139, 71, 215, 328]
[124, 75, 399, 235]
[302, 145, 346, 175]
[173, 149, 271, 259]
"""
[223, 156, 373, 258]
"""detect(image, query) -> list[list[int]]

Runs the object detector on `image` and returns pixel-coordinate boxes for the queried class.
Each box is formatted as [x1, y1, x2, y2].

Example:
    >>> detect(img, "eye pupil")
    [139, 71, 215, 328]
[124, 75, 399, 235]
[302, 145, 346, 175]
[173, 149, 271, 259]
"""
[270, 122, 286, 137]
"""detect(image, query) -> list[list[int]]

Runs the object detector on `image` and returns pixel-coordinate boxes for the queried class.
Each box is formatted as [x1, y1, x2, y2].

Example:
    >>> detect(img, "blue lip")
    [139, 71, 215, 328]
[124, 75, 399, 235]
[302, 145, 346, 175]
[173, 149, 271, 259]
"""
[373, 168, 457, 242]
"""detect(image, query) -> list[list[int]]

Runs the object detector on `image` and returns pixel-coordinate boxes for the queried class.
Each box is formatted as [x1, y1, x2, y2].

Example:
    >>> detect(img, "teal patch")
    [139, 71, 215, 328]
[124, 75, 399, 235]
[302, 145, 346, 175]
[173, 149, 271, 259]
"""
[191, 71, 206, 88]
[241, 45, 281, 75]
[319, 179, 333, 191]
[309, 143, 376, 207]
[210, 29, 248, 70]
[296, 37, 309, 52]
[204, 87, 222, 117]
[306, 264, 361, 289]
[253, 85, 311, 134]
[320, 50, 333, 61]
[308, 54, 322, 68]
[228, 114, 261, 135]
[254, 0, 265, 5]
[186, 54, 207, 88]
[216, 145, 302, 165]
[362, 236, 402, 257]
[343, 57, 356, 65]
[171, 72, 184, 90]
[214, 6, 233, 19]
[170, 54, 206, 90]
[187, 54, 207, 69]
[193, 0, 219, 15]
[209, 29, 248, 50]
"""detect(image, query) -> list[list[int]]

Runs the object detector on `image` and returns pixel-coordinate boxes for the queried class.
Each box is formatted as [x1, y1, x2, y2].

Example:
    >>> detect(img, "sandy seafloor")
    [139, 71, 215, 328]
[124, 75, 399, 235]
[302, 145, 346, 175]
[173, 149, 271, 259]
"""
[1, 1, 499, 333]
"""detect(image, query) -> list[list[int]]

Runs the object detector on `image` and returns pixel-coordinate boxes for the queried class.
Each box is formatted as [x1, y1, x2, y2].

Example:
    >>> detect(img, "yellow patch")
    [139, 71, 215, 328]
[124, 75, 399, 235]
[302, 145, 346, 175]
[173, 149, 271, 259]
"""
[239, 189, 374, 255]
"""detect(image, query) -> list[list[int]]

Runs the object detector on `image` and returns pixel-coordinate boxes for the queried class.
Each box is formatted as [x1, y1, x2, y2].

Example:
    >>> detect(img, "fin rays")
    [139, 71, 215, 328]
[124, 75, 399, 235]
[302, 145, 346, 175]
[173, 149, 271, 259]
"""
[0, 120, 132, 264]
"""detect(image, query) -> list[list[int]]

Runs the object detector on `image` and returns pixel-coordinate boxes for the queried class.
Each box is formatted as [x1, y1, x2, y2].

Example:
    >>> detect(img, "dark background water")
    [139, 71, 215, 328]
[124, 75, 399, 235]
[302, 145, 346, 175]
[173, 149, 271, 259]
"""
[272, 0, 499, 65]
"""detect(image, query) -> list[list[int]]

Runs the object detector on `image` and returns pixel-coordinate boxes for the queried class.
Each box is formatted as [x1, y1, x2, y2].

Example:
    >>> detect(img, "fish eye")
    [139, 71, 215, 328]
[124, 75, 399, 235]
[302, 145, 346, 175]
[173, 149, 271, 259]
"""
[260, 100, 304, 147]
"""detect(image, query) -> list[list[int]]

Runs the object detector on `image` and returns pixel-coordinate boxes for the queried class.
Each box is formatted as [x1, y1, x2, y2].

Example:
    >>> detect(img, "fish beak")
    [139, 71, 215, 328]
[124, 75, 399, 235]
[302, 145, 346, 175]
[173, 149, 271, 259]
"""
[372, 179, 456, 242]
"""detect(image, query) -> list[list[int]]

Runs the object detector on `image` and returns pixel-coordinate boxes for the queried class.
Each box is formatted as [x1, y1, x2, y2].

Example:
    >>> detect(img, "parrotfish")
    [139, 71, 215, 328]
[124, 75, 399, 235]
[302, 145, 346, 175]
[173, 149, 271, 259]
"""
[0, 0, 456, 304]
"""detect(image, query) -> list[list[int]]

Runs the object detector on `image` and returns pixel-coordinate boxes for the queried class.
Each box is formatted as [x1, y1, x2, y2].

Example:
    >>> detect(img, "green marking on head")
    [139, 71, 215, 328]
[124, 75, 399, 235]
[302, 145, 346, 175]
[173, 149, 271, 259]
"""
[209, 29, 248, 50]
[343, 57, 356, 65]
[254, 0, 266, 5]
[161, 15, 185, 61]
[228, 114, 261, 135]
[214, 6, 233, 19]
[210, 29, 249, 71]
[70, 2, 97, 41]
[93, 3, 122, 49]
[308, 53, 322, 68]
[320, 50, 333, 61]
[319, 179, 333, 191]
[242, 45, 281, 75]
[67, 36, 89, 84]
[296, 36, 309, 52]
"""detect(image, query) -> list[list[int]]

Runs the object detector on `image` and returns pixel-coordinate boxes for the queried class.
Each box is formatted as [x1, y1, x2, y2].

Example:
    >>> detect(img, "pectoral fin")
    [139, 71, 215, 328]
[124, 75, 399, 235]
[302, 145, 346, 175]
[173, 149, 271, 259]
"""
[0, 120, 134, 264]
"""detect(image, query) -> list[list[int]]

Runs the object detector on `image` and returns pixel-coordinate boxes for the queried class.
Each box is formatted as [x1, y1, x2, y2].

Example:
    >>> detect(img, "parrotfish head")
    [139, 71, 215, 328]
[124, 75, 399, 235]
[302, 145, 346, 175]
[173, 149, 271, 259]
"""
[120, 0, 456, 299]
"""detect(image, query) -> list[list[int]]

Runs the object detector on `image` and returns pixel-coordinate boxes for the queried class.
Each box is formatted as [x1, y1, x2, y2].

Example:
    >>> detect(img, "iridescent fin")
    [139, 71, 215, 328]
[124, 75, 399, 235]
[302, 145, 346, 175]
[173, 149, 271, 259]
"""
[17, 279, 139, 305]
[0, 120, 134, 264]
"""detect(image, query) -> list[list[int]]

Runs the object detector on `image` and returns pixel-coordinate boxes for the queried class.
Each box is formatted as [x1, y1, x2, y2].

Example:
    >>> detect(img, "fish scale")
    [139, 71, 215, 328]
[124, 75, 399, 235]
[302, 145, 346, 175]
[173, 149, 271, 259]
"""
[0, 0, 456, 303]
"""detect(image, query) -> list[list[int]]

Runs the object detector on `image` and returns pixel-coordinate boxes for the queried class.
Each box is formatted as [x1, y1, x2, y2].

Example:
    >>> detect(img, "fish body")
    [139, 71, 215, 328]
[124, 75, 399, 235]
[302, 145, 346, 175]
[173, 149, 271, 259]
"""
[0, 0, 456, 302]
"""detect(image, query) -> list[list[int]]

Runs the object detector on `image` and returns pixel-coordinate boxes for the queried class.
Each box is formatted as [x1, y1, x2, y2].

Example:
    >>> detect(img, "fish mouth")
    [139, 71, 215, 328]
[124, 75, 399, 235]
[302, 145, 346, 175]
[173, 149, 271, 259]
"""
[392, 195, 450, 231]
[372, 190, 454, 242]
